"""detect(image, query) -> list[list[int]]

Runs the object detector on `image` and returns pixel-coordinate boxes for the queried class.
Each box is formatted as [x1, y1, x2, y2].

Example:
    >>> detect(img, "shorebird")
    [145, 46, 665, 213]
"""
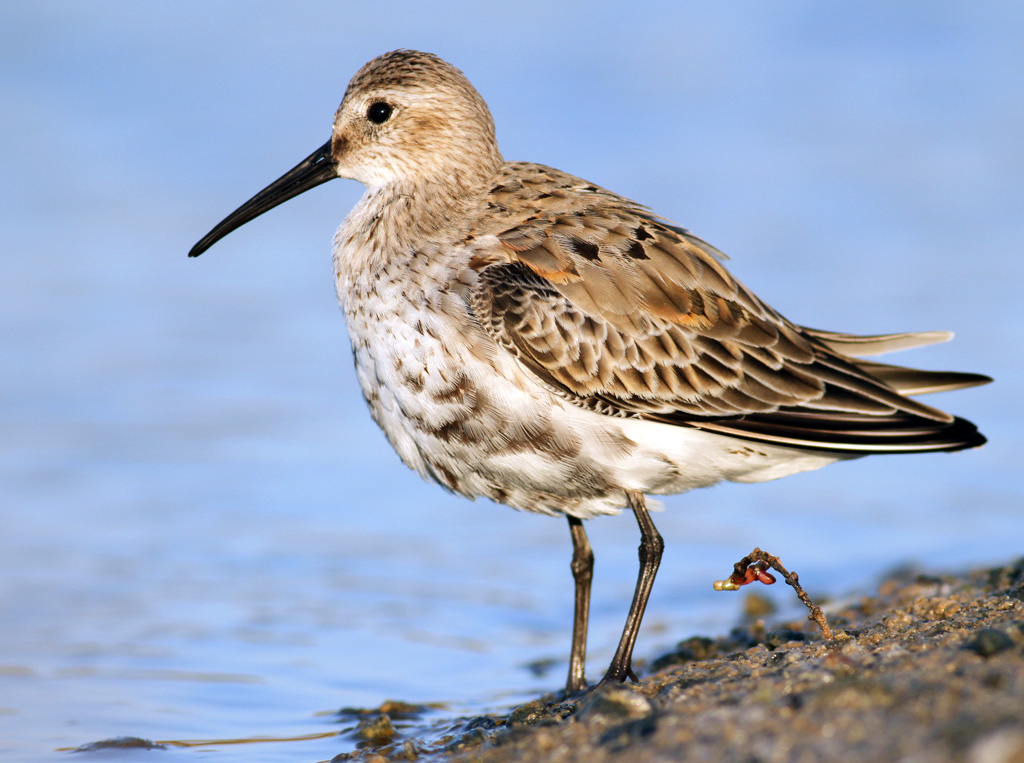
[189, 50, 989, 693]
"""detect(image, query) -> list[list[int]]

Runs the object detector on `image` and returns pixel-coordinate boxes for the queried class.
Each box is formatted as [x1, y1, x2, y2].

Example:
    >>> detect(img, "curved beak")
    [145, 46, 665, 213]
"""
[189, 139, 337, 258]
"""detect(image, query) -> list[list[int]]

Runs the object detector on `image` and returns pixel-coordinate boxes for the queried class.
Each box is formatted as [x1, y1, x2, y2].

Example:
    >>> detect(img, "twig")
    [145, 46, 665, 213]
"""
[713, 547, 833, 641]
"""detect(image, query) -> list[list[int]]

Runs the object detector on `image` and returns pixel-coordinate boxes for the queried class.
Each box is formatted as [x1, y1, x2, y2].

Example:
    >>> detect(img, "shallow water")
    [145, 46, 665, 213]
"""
[1, 3, 1022, 760]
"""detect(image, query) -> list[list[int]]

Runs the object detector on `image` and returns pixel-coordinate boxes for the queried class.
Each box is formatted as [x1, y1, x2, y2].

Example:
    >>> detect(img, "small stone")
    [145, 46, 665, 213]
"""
[353, 714, 396, 745]
[743, 591, 777, 618]
[967, 628, 1014, 657]
[967, 728, 1024, 763]
[677, 635, 717, 660]
[882, 610, 915, 633]
[765, 630, 808, 649]
[378, 700, 427, 718]
[73, 737, 167, 752]
[648, 635, 720, 671]
[576, 684, 654, 722]
[506, 699, 551, 727]
[444, 727, 489, 752]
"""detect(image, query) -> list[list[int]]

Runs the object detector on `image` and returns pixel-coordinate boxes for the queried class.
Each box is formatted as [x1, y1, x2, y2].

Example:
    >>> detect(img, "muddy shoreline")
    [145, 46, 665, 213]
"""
[334, 558, 1024, 762]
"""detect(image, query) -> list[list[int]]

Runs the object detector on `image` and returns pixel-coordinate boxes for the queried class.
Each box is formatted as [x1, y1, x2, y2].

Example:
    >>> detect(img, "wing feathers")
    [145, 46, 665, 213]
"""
[468, 165, 989, 454]
[804, 328, 953, 356]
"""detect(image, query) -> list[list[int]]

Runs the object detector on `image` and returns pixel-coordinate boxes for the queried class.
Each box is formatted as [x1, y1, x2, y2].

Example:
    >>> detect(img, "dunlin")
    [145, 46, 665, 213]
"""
[190, 50, 989, 693]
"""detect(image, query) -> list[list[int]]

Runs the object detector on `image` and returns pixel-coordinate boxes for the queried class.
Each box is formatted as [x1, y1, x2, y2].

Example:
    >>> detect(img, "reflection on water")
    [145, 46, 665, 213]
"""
[62, 701, 507, 760]
[2, 3, 1021, 761]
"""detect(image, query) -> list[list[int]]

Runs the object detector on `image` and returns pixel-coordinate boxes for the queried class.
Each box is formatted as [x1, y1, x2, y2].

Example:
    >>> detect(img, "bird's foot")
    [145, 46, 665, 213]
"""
[592, 662, 639, 692]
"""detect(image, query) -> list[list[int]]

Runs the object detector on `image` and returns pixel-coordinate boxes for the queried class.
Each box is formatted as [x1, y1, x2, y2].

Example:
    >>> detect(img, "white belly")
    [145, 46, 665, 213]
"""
[339, 258, 848, 519]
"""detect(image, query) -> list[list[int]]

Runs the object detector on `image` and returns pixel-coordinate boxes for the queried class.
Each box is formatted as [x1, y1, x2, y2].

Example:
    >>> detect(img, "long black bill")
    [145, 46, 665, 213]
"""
[189, 139, 337, 258]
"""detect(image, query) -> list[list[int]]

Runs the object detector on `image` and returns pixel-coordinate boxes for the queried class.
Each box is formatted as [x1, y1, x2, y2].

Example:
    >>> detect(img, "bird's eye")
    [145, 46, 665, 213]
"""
[367, 102, 393, 124]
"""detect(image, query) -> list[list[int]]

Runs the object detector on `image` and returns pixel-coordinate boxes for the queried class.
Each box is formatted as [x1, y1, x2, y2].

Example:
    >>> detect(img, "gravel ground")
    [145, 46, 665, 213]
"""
[333, 557, 1024, 763]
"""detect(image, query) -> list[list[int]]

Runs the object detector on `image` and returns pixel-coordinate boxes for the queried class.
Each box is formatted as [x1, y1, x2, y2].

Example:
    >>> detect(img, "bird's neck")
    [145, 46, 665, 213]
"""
[347, 170, 496, 252]
[332, 170, 497, 304]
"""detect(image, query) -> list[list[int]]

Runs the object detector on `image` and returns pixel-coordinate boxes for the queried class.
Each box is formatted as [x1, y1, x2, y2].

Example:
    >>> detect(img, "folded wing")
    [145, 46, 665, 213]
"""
[469, 175, 989, 453]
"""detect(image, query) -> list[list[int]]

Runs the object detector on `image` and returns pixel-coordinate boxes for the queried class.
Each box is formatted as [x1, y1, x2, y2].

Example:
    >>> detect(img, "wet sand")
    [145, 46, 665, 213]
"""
[333, 557, 1024, 762]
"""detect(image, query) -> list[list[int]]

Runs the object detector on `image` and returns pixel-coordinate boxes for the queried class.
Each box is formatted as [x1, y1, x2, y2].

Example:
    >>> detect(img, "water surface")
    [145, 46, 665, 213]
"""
[1, 3, 1021, 760]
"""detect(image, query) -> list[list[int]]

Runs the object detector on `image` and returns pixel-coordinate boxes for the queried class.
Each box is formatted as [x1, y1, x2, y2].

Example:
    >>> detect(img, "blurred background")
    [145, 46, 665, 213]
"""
[1, 2, 1020, 760]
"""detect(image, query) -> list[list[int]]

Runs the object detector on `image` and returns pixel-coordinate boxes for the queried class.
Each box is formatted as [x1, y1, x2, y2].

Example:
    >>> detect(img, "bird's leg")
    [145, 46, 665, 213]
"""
[600, 491, 663, 685]
[566, 515, 593, 694]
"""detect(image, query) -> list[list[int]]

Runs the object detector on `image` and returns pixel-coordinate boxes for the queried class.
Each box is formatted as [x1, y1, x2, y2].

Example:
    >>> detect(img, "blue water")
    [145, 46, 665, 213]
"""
[2, 3, 1021, 760]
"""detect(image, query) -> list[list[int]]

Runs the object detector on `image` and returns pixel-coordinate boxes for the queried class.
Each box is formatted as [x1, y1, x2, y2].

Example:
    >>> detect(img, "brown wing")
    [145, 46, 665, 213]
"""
[469, 179, 987, 452]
